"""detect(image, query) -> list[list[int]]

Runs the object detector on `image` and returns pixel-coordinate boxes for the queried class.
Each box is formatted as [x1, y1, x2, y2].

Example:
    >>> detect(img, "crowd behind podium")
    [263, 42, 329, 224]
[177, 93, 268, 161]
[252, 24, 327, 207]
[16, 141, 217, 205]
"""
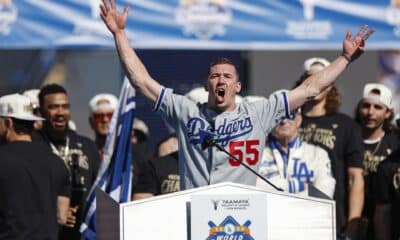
[0, 57, 399, 240]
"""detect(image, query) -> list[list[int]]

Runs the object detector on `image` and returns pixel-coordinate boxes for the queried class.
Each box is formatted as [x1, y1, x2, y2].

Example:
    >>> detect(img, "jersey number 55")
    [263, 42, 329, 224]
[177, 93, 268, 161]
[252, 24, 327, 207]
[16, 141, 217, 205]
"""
[229, 140, 260, 166]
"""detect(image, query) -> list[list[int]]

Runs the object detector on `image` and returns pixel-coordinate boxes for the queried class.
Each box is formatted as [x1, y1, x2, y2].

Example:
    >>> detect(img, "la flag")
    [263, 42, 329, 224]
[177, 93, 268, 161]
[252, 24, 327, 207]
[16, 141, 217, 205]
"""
[80, 77, 135, 240]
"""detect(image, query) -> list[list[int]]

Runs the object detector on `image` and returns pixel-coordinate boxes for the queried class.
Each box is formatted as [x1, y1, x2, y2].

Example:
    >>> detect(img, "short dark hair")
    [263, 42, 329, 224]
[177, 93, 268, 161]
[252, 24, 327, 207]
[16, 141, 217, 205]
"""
[39, 84, 68, 108]
[208, 57, 238, 77]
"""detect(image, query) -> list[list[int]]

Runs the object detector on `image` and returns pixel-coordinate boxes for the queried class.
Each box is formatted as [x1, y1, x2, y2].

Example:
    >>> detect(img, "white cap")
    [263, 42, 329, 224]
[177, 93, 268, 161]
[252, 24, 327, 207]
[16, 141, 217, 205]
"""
[68, 120, 77, 131]
[303, 57, 330, 72]
[185, 87, 208, 103]
[363, 83, 393, 108]
[0, 93, 44, 121]
[186, 87, 243, 104]
[243, 95, 266, 103]
[89, 93, 118, 113]
[22, 89, 40, 108]
[133, 118, 149, 138]
[235, 94, 243, 104]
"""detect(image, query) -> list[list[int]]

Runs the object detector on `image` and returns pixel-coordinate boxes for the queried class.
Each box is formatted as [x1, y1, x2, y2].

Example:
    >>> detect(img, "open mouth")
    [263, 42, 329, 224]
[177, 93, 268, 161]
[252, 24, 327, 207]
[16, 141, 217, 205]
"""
[52, 117, 67, 128]
[216, 88, 225, 97]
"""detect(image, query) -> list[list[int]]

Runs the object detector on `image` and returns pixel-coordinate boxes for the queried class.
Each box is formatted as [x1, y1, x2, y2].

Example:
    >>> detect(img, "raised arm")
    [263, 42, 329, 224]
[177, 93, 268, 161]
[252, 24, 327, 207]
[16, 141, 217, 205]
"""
[288, 25, 375, 111]
[100, 0, 162, 103]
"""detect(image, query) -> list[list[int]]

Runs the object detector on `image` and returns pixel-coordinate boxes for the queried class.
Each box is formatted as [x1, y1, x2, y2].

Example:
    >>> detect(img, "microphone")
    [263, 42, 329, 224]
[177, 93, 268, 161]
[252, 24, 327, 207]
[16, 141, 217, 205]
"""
[198, 129, 283, 192]
[198, 129, 218, 150]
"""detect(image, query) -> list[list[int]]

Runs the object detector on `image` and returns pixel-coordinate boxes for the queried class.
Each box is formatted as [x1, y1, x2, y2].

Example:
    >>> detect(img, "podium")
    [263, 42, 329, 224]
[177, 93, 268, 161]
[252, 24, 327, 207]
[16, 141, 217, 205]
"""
[97, 182, 336, 240]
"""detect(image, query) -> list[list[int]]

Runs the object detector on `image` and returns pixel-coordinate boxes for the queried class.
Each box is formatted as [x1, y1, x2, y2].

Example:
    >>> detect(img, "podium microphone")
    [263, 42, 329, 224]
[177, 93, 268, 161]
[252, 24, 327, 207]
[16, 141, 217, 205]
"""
[199, 129, 284, 192]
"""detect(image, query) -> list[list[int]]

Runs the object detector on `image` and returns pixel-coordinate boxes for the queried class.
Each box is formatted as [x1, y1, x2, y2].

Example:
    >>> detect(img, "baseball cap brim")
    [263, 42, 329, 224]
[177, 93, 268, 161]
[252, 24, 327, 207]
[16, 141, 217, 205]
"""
[0, 113, 45, 121]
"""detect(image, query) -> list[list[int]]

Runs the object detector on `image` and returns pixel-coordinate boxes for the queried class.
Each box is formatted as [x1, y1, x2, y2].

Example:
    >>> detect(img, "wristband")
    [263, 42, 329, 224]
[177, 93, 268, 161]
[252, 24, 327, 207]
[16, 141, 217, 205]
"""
[341, 54, 351, 63]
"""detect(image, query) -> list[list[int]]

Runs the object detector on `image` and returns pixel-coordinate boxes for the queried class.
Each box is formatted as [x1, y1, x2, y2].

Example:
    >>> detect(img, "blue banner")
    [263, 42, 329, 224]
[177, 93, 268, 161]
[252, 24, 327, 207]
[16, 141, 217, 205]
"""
[80, 78, 135, 240]
[1, 0, 400, 50]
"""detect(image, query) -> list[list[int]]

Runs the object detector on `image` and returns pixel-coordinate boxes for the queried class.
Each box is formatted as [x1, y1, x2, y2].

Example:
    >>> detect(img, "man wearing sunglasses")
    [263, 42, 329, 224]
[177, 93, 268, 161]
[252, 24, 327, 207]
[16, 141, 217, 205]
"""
[88, 93, 118, 159]
[257, 108, 335, 198]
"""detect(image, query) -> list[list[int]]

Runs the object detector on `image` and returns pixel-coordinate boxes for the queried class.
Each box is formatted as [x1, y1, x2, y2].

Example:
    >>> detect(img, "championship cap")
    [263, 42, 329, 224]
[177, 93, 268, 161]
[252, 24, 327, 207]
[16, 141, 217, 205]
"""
[243, 95, 266, 103]
[234, 94, 243, 104]
[186, 87, 243, 104]
[0, 93, 44, 121]
[22, 89, 40, 109]
[303, 57, 330, 72]
[133, 118, 149, 138]
[185, 87, 208, 103]
[89, 93, 118, 113]
[363, 83, 393, 108]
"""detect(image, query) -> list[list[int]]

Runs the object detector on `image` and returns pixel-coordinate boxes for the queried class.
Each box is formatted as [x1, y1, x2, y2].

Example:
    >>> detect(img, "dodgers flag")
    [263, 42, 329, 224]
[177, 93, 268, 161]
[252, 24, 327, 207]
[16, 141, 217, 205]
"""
[80, 77, 135, 240]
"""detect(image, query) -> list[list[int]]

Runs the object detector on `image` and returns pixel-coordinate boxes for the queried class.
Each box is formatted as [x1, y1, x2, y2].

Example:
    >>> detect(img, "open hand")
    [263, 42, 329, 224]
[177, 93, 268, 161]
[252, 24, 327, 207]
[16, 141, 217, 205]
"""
[342, 25, 375, 63]
[100, 0, 129, 35]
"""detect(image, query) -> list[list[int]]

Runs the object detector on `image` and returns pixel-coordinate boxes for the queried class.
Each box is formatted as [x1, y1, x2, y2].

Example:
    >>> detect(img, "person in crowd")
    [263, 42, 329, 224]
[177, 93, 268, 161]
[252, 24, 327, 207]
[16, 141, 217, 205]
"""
[0, 93, 70, 240]
[131, 117, 154, 200]
[354, 83, 399, 239]
[374, 148, 400, 240]
[35, 84, 100, 240]
[296, 57, 365, 239]
[88, 93, 118, 159]
[100, 0, 373, 193]
[23, 88, 78, 132]
[131, 117, 150, 145]
[133, 134, 180, 200]
[257, 107, 335, 198]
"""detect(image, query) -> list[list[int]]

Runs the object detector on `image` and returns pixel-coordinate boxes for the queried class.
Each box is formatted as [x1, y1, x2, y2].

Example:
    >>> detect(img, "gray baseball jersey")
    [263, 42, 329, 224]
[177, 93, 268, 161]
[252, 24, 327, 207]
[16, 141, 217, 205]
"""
[155, 88, 290, 190]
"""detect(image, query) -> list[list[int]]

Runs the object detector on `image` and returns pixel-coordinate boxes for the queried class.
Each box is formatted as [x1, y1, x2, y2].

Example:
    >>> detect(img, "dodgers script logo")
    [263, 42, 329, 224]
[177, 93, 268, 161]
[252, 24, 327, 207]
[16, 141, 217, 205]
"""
[0, 0, 17, 35]
[207, 216, 254, 240]
[175, 0, 232, 39]
[187, 117, 253, 147]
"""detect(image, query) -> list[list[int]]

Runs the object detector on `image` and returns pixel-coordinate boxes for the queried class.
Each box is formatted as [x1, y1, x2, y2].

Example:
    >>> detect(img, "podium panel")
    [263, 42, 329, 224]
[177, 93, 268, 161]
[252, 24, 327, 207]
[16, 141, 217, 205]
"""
[97, 182, 336, 240]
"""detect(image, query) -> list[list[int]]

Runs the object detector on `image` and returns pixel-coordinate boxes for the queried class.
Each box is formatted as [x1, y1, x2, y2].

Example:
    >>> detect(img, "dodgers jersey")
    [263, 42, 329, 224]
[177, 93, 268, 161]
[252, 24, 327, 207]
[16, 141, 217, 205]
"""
[257, 137, 335, 198]
[155, 88, 290, 190]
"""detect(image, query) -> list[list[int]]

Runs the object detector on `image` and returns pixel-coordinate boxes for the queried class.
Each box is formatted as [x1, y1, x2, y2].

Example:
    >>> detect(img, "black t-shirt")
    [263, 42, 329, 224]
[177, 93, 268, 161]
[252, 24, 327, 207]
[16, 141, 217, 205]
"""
[362, 131, 399, 218]
[0, 141, 70, 240]
[34, 129, 100, 240]
[375, 149, 400, 240]
[131, 142, 153, 191]
[134, 151, 180, 195]
[299, 112, 364, 233]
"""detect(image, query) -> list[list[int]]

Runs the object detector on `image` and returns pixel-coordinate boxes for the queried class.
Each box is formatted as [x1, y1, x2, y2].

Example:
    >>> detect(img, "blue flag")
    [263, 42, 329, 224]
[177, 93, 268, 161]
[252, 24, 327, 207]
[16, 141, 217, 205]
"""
[80, 78, 135, 240]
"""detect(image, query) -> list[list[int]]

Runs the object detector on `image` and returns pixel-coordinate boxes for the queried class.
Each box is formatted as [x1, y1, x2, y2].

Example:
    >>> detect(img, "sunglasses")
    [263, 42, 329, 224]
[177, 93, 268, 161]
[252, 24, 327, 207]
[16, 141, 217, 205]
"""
[287, 108, 301, 120]
[93, 112, 113, 122]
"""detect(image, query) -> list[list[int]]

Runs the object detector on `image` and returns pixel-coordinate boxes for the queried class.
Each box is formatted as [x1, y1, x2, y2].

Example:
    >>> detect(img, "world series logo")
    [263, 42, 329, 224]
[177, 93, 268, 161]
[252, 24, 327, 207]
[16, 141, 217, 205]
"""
[175, 0, 232, 40]
[207, 216, 254, 240]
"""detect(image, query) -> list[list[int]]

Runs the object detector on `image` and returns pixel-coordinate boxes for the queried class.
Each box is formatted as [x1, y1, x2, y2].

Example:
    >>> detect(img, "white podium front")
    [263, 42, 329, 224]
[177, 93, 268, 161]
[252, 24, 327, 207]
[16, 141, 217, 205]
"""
[97, 182, 336, 240]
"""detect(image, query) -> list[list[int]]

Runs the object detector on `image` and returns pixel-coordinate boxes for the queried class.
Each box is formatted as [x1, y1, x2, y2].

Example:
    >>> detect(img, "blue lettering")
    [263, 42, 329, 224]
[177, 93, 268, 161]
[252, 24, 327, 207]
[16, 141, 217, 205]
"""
[291, 158, 314, 183]
[298, 163, 314, 183]
[187, 117, 207, 144]
[217, 119, 227, 135]
[233, 122, 239, 132]
[187, 116, 254, 147]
